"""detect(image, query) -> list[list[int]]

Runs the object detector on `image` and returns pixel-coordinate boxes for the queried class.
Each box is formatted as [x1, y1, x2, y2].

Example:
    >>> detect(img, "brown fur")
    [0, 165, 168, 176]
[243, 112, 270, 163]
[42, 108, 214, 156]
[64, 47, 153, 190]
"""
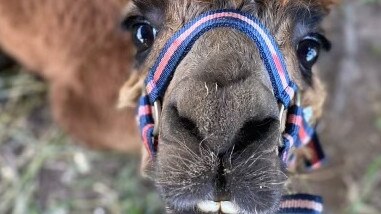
[0, 0, 142, 152]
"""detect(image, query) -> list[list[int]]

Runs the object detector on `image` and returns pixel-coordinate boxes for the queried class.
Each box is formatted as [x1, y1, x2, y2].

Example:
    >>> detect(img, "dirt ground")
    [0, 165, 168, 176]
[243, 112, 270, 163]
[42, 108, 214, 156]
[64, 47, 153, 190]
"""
[0, 0, 380, 214]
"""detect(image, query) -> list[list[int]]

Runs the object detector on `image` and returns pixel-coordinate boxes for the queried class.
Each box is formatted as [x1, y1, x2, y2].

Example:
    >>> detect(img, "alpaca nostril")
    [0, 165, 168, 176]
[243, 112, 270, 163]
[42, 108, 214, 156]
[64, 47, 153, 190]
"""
[169, 105, 204, 141]
[232, 117, 279, 154]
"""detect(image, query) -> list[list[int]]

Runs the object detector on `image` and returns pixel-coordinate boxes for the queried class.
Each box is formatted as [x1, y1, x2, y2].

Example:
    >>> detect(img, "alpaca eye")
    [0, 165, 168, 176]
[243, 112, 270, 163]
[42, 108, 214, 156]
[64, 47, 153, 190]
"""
[121, 16, 158, 55]
[297, 39, 320, 70]
[131, 23, 157, 52]
[297, 33, 331, 83]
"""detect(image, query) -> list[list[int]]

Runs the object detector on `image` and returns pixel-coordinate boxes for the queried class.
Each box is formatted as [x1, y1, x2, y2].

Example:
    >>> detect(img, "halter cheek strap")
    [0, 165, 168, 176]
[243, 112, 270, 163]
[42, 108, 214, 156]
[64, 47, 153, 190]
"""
[137, 9, 325, 213]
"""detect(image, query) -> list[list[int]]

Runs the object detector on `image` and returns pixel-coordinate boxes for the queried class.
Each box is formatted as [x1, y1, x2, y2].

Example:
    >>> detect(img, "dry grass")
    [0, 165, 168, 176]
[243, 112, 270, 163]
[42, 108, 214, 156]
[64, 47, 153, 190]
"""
[0, 67, 163, 214]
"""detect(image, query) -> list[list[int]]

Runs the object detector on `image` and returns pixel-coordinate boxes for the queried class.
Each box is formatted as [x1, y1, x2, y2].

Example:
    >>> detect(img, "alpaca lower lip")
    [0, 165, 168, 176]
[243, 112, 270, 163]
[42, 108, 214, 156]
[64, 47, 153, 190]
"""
[197, 201, 240, 214]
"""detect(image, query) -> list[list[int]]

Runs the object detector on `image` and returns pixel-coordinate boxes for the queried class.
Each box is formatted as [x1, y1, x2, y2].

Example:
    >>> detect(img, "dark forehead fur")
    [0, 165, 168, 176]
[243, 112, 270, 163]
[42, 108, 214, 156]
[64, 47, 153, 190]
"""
[130, 0, 332, 52]
[131, 0, 332, 29]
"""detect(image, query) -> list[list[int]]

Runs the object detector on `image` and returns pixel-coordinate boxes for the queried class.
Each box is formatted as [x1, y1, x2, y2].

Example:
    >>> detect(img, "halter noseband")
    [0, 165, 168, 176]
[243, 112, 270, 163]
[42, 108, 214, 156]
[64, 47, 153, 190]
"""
[137, 9, 325, 213]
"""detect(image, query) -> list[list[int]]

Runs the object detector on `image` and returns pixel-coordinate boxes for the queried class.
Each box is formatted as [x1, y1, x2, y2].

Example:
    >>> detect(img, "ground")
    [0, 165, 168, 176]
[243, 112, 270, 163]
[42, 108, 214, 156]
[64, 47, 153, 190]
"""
[0, 0, 380, 213]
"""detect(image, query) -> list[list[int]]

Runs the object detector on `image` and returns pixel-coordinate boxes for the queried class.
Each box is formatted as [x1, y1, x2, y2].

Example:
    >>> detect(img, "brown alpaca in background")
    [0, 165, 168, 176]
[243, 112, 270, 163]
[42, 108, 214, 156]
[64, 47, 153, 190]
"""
[0, 0, 141, 152]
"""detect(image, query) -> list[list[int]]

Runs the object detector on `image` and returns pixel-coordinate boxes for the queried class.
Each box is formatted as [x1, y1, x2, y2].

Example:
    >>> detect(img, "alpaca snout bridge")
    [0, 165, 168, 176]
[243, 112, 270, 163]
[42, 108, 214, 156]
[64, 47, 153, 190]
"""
[137, 9, 326, 213]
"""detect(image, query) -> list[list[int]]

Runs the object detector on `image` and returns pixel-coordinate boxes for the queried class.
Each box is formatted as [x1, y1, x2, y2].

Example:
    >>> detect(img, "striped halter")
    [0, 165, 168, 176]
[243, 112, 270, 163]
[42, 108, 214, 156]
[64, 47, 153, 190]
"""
[138, 10, 325, 213]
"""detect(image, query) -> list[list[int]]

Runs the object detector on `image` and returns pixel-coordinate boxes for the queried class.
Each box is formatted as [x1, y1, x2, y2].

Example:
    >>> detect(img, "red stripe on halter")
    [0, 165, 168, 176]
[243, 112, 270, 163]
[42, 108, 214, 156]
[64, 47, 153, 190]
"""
[280, 199, 323, 212]
[142, 124, 154, 154]
[306, 140, 323, 170]
[298, 125, 312, 146]
[146, 81, 155, 94]
[273, 54, 288, 87]
[152, 14, 225, 84]
[287, 114, 303, 125]
[138, 105, 152, 116]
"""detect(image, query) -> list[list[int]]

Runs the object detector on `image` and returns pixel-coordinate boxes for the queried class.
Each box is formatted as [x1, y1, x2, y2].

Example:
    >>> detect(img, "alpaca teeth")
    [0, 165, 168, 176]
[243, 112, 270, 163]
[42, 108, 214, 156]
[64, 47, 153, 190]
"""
[220, 201, 240, 214]
[197, 201, 220, 213]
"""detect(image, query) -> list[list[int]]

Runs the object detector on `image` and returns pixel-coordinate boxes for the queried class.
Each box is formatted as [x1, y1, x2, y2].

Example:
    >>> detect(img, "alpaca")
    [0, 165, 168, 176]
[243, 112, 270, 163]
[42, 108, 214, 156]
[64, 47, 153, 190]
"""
[118, 0, 336, 213]
[0, 0, 337, 212]
[0, 0, 141, 152]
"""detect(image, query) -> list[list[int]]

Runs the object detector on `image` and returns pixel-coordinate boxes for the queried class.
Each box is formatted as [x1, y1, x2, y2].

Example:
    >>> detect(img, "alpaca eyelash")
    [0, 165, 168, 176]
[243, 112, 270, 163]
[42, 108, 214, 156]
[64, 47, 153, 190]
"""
[304, 33, 332, 51]
[121, 15, 151, 31]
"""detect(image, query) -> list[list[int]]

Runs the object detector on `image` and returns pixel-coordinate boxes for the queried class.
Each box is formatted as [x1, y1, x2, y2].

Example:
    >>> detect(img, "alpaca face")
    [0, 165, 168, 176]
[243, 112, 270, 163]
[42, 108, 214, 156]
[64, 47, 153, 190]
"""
[122, 0, 332, 213]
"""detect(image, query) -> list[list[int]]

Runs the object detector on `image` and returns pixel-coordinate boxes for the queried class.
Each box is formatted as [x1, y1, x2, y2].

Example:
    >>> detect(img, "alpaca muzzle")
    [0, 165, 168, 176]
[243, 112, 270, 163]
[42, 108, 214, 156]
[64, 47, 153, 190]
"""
[137, 9, 326, 213]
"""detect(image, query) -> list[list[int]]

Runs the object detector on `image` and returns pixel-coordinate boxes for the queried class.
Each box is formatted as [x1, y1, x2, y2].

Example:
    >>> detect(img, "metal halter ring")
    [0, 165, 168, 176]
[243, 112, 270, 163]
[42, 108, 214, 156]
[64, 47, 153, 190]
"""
[152, 100, 162, 137]
[279, 104, 285, 122]
[296, 92, 302, 106]
[279, 92, 302, 123]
